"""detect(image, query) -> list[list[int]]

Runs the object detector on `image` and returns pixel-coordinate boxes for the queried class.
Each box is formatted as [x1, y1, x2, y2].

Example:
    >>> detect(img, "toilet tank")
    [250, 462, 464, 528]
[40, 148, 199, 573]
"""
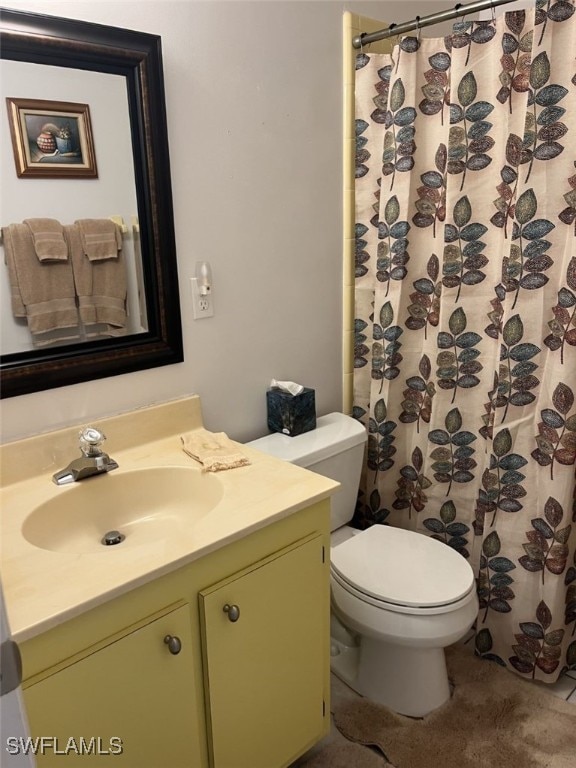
[247, 413, 367, 531]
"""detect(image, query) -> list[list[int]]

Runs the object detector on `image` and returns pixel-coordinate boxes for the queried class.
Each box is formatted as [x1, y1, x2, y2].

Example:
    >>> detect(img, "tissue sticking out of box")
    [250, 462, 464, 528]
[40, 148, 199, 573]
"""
[270, 379, 304, 396]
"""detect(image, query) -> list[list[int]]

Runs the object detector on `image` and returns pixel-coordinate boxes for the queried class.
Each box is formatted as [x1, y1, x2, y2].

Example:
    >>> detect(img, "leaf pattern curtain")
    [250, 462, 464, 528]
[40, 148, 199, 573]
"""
[353, 0, 576, 682]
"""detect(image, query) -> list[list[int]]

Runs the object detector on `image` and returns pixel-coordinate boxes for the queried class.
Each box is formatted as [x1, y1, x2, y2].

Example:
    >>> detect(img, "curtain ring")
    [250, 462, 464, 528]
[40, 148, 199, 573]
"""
[358, 31, 371, 54]
[415, 15, 422, 42]
[490, 0, 496, 24]
[454, 2, 465, 24]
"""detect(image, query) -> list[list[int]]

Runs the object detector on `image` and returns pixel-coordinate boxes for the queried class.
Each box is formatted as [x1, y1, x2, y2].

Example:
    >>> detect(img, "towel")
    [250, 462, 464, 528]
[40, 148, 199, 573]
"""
[23, 218, 68, 261]
[75, 218, 122, 261]
[2, 224, 80, 342]
[181, 429, 251, 472]
[65, 223, 127, 335]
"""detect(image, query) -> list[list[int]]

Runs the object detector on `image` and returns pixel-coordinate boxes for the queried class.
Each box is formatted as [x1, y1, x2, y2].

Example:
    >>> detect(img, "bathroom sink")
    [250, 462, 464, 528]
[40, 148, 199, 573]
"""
[21, 467, 224, 554]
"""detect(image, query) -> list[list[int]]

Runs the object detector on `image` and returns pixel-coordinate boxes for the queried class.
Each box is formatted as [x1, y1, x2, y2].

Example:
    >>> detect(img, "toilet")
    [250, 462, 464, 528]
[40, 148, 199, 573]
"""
[248, 412, 478, 717]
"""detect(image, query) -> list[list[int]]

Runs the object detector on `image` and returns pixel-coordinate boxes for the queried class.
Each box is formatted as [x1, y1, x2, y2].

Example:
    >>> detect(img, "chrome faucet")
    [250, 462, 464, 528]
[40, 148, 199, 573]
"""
[52, 427, 119, 485]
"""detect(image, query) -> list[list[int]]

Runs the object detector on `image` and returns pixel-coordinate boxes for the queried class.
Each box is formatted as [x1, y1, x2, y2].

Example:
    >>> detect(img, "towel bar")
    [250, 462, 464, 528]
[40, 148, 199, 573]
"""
[0, 218, 129, 242]
[108, 215, 128, 234]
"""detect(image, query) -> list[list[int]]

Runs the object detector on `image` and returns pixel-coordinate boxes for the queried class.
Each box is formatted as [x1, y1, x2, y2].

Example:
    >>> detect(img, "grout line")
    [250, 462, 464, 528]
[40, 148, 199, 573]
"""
[555, 679, 576, 702]
[565, 683, 576, 702]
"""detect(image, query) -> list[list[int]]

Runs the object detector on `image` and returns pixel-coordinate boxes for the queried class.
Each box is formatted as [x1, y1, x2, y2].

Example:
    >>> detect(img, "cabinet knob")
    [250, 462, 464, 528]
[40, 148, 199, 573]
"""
[223, 604, 240, 622]
[164, 635, 182, 654]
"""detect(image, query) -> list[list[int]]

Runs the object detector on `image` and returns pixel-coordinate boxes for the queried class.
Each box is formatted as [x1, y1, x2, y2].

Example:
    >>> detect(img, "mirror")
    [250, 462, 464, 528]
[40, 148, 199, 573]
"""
[0, 8, 183, 398]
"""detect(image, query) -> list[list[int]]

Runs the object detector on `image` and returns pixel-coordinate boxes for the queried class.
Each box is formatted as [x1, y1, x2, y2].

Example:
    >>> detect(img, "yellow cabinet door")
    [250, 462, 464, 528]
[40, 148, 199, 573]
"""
[200, 535, 329, 768]
[23, 604, 201, 767]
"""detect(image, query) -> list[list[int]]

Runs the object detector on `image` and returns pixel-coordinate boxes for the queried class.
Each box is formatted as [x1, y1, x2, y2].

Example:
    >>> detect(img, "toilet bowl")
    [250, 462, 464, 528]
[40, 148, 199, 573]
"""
[330, 524, 477, 715]
[248, 413, 479, 717]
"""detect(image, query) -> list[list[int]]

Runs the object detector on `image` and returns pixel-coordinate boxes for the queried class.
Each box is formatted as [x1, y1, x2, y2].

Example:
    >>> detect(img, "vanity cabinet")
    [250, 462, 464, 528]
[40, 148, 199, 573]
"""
[19, 501, 331, 768]
[24, 603, 200, 767]
[200, 535, 326, 768]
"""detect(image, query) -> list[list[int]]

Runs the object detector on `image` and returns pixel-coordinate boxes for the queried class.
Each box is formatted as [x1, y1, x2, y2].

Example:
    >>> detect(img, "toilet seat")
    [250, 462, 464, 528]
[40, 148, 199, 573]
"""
[331, 525, 475, 614]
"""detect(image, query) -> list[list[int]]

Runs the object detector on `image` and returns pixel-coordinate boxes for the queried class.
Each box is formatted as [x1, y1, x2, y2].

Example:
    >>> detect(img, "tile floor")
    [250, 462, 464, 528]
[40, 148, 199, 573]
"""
[292, 631, 576, 767]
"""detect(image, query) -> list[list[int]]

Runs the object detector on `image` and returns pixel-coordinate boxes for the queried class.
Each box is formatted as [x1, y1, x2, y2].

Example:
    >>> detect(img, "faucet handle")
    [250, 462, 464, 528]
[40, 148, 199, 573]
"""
[79, 426, 106, 457]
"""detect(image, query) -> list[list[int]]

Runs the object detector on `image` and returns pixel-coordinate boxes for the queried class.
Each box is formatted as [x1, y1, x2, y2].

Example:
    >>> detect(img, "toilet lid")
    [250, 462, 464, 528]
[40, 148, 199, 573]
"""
[331, 525, 475, 608]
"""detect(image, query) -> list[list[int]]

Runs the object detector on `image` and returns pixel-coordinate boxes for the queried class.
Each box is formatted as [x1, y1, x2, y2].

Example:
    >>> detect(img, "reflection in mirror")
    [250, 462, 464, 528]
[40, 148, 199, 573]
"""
[0, 8, 183, 398]
[2, 62, 147, 353]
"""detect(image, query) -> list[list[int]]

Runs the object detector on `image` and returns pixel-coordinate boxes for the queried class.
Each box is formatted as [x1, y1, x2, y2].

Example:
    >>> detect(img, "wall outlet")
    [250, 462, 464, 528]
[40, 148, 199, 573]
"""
[191, 278, 214, 319]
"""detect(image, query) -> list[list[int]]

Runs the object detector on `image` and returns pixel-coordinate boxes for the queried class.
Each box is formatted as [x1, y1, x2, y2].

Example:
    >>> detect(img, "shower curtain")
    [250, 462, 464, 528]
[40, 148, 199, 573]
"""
[353, 1, 575, 682]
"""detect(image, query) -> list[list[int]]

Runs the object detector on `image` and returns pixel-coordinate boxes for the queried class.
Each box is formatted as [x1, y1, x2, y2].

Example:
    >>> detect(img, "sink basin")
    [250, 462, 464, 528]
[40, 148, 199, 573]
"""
[22, 467, 224, 554]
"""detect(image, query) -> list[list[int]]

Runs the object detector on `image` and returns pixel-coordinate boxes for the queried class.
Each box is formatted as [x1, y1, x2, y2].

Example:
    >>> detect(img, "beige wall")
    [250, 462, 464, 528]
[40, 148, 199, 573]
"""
[0, 0, 447, 444]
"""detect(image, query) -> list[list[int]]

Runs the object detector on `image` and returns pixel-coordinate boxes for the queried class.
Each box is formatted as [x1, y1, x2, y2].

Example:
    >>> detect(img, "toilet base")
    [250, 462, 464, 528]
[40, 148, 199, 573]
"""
[330, 636, 451, 717]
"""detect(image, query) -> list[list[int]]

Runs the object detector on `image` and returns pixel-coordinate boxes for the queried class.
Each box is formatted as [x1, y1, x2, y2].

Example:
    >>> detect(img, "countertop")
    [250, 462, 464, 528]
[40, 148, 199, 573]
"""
[0, 396, 338, 642]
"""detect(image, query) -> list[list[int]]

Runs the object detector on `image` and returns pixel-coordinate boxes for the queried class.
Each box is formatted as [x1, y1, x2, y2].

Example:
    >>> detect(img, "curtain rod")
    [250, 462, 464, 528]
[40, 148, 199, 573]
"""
[352, 0, 519, 48]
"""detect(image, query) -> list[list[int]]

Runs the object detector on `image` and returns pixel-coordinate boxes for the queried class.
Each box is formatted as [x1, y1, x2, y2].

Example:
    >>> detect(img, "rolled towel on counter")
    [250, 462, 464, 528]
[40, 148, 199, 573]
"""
[75, 218, 122, 261]
[181, 429, 251, 472]
[23, 218, 68, 261]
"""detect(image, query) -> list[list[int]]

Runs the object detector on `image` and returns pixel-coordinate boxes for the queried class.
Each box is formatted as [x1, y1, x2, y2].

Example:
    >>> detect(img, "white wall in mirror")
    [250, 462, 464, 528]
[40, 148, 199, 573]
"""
[0, 59, 145, 354]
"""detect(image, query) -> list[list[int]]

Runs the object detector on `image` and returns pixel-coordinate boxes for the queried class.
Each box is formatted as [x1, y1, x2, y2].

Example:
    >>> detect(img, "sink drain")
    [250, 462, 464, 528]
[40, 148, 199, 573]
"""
[102, 530, 125, 546]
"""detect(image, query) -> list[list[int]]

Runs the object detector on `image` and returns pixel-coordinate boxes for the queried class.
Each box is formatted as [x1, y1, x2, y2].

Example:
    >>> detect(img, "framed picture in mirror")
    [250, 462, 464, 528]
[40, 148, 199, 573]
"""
[6, 97, 97, 178]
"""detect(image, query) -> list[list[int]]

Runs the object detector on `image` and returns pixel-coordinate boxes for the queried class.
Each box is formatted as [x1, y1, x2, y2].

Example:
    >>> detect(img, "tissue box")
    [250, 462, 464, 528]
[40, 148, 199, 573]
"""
[267, 387, 316, 437]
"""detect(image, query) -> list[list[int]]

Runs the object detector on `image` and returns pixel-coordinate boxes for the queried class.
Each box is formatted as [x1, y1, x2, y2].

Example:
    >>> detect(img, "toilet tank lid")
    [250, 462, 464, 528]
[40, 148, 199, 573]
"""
[246, 412, 367, 467]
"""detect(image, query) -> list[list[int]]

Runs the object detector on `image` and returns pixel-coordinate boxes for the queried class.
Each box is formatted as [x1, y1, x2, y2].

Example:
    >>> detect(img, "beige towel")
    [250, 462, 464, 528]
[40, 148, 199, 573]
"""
[75, 219, 122, 261]
[65, 223, 127, 335]
[2, 224, 80, 339]
[181, 429, 251, 472]
[23, 218, 68, 261]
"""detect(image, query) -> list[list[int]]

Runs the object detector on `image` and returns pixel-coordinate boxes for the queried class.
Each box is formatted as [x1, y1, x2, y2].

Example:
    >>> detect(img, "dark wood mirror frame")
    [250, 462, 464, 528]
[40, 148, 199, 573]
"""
[0, 8, 183, 398]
